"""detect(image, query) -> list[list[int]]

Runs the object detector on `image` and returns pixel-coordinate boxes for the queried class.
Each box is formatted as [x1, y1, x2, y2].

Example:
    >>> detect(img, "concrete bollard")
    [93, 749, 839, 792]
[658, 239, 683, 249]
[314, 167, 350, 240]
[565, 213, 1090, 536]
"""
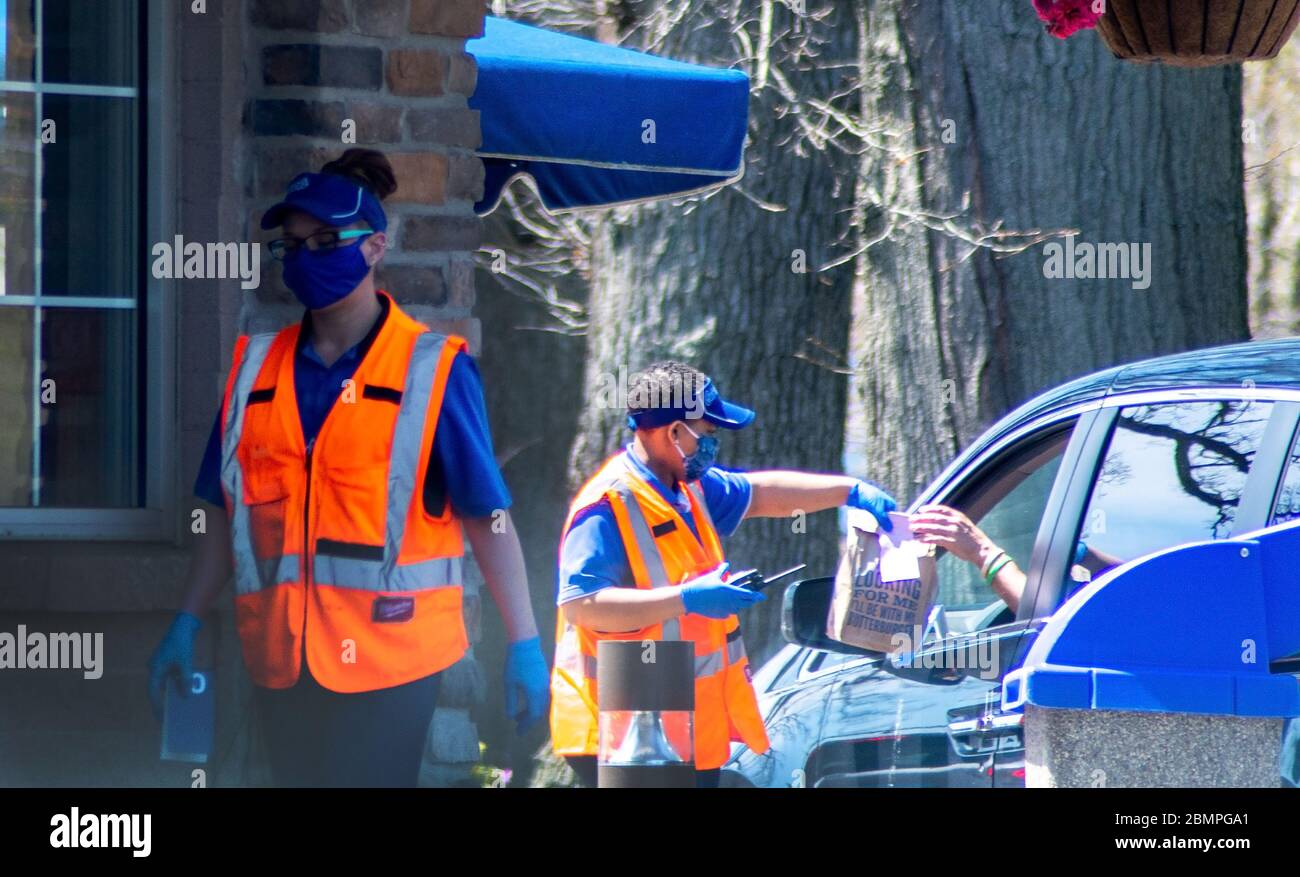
[596, 640, 695, 789]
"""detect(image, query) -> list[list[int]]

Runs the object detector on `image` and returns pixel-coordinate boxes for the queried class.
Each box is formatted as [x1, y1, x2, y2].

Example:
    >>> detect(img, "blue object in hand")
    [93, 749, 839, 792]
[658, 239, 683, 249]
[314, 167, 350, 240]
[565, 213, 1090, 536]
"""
[147, 612, 202, 721]
[681, 564, 766, 619]
[504, 636, 551, 735]
[847, 480, 898, 532]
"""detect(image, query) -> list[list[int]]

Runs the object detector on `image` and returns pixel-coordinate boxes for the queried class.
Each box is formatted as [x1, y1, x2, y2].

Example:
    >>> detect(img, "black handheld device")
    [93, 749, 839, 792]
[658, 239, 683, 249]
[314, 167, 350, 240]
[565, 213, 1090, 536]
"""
[732, 563, 807, 592]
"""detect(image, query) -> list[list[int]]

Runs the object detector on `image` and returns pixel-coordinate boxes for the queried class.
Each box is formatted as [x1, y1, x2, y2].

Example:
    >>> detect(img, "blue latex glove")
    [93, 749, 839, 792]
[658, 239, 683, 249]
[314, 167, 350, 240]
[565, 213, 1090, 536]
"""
[847, 480, 898, 532]
[680, 563, 766, 619]
[504, 636, 551, 735]
[147, 611, 201, 721]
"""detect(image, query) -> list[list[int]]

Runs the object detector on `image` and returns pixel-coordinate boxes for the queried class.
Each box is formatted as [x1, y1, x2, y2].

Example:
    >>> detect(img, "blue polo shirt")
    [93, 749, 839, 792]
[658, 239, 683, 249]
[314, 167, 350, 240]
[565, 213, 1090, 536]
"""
[556, 447, 752, 605]
[194, 294, 511, 518]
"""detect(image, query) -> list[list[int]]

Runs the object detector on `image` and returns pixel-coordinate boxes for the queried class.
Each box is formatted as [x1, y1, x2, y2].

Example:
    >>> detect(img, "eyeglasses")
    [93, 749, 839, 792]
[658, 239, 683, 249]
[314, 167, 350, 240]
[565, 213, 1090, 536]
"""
[268, 229, 373, 261]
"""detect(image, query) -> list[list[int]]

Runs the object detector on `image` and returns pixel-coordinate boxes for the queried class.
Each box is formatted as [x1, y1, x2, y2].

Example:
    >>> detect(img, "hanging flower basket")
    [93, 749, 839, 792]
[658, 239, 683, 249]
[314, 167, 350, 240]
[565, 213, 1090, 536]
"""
[1034, 0, 1300, 66]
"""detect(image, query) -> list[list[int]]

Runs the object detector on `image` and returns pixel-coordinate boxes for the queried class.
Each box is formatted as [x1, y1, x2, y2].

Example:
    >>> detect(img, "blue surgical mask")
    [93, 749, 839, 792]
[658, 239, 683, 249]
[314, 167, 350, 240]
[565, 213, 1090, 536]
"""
[282, 237, 372, 310]
[674, 422, 719, 482]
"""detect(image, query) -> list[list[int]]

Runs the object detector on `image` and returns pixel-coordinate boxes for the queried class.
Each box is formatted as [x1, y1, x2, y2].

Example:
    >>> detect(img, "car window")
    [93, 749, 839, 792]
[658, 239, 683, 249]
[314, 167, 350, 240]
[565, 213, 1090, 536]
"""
[1269, 424, 1300, 526]
[933, 429, 1070, 611]
[1077, 400, 1274, 571]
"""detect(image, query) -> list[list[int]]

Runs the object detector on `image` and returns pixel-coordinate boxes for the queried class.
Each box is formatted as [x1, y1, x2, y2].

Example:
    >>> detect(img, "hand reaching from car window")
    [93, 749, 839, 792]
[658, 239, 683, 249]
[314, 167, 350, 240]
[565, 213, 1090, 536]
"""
[909, 504, 1026, 614]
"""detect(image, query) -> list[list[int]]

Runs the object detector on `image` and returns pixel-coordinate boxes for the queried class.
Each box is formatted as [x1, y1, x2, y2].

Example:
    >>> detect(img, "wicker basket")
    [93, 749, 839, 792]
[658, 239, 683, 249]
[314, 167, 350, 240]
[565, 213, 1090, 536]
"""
[1096, 0, 1300, 66]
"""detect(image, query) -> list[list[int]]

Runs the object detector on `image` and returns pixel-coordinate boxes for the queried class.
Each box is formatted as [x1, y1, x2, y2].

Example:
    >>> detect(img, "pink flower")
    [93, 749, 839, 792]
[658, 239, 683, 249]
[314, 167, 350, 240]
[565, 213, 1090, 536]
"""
[1032, 0, 1103, 39]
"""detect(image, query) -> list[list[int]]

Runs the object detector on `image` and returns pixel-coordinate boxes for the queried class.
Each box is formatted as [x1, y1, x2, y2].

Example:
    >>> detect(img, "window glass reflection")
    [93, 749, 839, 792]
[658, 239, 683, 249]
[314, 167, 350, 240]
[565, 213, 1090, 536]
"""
[1269, 427, 1300, 525]
[1079, 401, 1273, 564]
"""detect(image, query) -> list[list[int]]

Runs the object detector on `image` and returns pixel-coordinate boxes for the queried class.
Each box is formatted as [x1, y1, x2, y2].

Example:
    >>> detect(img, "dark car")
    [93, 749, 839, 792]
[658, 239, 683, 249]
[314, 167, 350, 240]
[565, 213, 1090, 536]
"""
[725, 337, 1300, 788]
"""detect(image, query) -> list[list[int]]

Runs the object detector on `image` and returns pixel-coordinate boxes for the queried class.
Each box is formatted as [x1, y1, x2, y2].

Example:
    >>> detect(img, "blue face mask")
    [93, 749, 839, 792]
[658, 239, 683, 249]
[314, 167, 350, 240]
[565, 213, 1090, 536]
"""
[674, 422, 719, 482]
[282, 237, 372, 310]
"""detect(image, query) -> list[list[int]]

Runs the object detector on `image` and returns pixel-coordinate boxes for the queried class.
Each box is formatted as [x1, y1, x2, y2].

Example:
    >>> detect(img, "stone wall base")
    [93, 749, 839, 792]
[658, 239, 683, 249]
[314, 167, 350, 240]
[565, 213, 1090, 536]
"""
[1025, 704, 1283, 788]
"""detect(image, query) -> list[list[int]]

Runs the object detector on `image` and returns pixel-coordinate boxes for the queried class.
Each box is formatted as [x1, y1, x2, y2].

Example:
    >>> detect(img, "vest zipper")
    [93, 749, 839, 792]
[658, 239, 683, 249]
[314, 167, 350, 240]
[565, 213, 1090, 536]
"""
[302, 437, 315, 667]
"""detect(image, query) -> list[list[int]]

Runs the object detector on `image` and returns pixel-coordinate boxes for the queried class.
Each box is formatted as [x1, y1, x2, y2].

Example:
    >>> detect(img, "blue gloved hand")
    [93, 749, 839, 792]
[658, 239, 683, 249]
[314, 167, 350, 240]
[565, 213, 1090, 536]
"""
[847, 480, 898, 532]
[680, 563, 766, 619]
[504, 636, 551, 735]
[147, 611, 201, 721]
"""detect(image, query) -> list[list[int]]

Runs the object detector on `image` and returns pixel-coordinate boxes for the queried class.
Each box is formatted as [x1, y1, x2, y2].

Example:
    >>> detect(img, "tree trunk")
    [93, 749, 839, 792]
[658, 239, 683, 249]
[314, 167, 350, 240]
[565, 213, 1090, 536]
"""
[851, 0, 1249, 500]
[569, 1, 864, 662]
[1244, 36, 1300, 338]
[475, 211, 589, 784]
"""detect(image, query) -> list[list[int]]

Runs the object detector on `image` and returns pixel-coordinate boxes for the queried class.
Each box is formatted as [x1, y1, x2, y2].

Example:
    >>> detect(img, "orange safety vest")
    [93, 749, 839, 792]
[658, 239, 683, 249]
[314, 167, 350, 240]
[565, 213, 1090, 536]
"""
[550, 451, 771, 770]
[219, 291, 469, 693]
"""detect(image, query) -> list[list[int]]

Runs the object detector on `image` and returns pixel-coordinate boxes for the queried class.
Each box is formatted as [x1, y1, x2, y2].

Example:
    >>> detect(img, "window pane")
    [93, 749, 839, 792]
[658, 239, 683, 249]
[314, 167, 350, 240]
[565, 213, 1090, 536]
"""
[41, 93, 138, 299]
[1080, 401, 1274, 564]
[41, 0, 139, 88]
[0, 90, 36, 297]
[38, 307, 138, 507]
[1269, 426, 1300, 526]
[1, 0, 37, 82]
[937, 443, 1066, 610]
[0, 305, 35, 505]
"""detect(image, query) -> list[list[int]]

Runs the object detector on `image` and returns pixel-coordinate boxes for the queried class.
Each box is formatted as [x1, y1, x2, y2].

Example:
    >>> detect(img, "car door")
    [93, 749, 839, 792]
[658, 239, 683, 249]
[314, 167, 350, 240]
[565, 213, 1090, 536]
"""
[1001, 392, 1291, 781]
[1039, 393, 1296, 785]
[812, 409, 1103, 788]
[723, 645, 846, 787]
[809, 391, 1294, 789]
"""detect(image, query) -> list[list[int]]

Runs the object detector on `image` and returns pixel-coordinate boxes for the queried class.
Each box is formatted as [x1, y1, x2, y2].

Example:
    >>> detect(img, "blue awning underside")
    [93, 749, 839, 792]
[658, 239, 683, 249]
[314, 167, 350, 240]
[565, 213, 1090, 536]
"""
[467, 17, 750, 215]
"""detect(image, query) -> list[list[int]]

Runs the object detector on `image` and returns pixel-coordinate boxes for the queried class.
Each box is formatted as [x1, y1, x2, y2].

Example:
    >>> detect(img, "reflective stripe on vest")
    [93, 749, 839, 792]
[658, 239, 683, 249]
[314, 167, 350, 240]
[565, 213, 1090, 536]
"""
[580, 632, 747, 681]
[220, 331, 464, 596]
[221, 334, 280, 597]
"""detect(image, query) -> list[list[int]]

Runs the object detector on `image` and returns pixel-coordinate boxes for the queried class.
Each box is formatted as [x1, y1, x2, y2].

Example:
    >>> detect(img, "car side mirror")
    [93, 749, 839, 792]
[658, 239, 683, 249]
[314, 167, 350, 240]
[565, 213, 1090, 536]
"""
[882, 620, 1042, 686]
[781, 577, 880, 657]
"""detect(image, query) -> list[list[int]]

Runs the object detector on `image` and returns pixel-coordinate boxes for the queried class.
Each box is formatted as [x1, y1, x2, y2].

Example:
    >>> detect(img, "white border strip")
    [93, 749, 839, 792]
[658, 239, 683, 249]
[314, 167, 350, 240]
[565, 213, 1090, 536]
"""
[478, 151, 742, 177]
[476, 167, 746, 217]
[0, 295, 138, 309]
[0, 79, 138, 98]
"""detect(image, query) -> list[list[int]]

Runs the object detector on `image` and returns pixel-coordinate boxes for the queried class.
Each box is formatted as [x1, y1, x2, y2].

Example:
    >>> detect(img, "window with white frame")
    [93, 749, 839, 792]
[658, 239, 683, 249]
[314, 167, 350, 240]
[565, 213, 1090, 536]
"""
[0, 0, 144, 514]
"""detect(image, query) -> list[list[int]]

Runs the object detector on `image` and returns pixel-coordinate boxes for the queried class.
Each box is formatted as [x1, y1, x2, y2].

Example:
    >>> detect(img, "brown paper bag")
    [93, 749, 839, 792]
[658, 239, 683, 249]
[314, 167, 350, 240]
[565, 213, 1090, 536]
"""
[826, 509, 938, 653]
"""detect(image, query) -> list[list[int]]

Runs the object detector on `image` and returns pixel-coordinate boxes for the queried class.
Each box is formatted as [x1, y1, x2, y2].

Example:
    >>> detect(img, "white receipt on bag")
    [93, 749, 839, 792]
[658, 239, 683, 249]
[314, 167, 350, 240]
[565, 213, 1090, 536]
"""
[845, 508, 925, 582]
[878, 512, 925, 582]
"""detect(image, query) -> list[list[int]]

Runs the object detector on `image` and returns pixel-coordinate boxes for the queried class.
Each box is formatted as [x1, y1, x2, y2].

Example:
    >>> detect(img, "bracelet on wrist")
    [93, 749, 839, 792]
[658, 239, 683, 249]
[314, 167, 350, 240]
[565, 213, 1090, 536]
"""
[979, 548, 1006, 579]
[985, 555, 1013, 585]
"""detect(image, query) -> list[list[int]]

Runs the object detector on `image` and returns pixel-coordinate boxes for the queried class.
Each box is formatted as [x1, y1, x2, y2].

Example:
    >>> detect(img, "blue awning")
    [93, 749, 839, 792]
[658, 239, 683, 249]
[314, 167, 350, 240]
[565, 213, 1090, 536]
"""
[467, 17, 750, 215]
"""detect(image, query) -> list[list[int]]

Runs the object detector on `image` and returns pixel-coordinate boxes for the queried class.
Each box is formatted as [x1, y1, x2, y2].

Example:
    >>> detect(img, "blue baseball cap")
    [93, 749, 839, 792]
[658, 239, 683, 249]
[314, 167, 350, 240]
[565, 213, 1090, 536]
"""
[626, 377, 755, 431]
[260, 172, 388, 233]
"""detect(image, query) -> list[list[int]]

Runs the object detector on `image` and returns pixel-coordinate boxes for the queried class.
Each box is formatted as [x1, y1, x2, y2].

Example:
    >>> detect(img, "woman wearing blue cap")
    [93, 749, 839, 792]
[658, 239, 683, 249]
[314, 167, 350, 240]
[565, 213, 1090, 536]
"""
[550, 360, 898, 787]
[148, 149, 550, 787]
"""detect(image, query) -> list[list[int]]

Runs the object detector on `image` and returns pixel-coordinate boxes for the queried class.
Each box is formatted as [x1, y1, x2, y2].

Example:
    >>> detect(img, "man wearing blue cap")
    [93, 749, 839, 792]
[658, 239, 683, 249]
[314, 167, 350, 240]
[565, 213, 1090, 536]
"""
[550, 360, 897, 787]
[148, 150, 550, 787]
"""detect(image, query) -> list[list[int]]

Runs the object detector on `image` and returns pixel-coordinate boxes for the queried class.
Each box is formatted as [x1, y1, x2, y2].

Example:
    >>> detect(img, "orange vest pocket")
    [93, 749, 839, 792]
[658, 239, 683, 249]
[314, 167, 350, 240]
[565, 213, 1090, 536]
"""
[314, 462, 390, 549]
[235, 584, 304, 689]
[306, 583, 467, 693]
